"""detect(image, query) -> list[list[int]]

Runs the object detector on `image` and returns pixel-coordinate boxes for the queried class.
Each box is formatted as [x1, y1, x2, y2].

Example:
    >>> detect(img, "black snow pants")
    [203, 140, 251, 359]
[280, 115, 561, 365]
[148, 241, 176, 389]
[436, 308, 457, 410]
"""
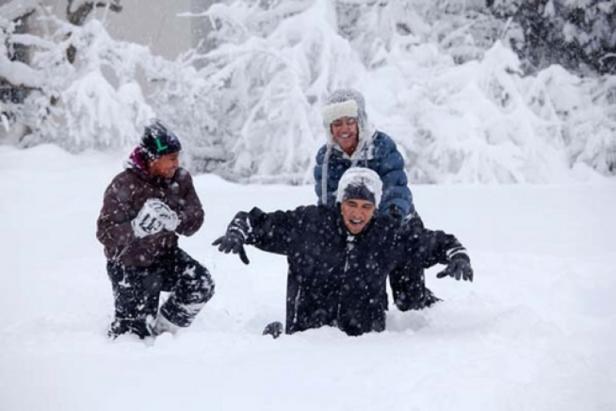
[106, 247, 214, 338]
[388, 214, 440, 311]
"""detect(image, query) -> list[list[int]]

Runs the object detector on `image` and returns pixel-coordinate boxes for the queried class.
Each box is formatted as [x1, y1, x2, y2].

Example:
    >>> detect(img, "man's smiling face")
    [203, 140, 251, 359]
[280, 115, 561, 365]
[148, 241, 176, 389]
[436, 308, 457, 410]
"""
[340, 198, 376, 235]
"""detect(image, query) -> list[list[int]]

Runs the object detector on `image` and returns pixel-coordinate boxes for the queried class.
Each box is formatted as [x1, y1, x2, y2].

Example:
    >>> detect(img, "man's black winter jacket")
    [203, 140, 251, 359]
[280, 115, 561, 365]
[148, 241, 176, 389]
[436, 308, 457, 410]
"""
[240, 205, 465, 336]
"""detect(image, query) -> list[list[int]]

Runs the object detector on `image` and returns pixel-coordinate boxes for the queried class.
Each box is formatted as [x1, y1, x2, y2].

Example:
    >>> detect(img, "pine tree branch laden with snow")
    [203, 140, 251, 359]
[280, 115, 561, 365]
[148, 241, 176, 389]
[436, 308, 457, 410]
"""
[65, 0, 122, 64]
[488, 0, 616, 75]
[66, 0, 122, 26]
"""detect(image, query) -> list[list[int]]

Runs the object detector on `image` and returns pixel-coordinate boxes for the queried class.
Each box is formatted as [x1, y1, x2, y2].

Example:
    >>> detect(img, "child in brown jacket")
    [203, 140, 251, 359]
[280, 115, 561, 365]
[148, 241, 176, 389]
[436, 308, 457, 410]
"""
[97, 120, 214, 339]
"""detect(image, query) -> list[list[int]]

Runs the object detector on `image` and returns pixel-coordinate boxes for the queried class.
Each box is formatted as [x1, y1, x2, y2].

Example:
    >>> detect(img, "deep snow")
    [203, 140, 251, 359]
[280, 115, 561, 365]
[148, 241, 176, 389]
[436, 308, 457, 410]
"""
[1, 144, 615, 411]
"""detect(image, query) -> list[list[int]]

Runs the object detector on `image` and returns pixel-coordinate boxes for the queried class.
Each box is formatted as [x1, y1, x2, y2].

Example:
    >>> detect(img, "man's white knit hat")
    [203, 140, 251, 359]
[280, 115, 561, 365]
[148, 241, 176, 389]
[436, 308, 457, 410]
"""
[336, 167, 383, 207]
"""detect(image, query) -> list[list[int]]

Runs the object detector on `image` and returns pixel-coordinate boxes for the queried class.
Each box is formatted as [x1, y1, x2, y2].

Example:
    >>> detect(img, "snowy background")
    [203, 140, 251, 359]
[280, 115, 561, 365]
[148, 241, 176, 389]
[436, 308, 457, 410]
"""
[1, 0, 616, 410]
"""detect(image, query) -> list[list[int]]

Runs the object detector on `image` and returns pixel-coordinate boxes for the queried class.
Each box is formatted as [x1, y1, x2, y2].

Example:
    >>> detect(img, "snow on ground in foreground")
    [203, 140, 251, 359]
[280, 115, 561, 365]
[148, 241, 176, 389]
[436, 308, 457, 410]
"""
[1, 145, 615, 411]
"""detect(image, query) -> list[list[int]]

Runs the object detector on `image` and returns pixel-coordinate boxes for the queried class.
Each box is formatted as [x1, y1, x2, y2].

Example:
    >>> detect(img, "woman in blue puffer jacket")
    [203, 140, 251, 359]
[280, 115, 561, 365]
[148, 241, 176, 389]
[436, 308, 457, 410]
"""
[314, 89, 413, 219]
[313, 88, 438, 310]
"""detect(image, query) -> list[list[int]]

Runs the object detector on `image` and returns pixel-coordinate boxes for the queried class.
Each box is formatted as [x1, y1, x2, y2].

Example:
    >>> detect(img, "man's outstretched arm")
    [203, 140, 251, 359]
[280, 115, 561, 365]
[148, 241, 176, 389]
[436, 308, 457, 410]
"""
[402, 226, 473, 282]
[213, 206, 308, 263]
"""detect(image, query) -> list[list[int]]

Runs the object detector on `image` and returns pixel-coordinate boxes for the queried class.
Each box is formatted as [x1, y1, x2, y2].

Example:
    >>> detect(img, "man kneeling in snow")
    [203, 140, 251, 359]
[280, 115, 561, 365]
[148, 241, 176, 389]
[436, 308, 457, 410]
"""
[97, 120, 214, 339]
[213, 167, 472, 337]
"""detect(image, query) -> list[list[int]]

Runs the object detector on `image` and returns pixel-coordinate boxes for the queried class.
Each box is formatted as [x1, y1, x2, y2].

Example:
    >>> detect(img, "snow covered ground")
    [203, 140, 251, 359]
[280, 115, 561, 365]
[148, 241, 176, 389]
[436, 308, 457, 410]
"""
[1, 144, 615, 411]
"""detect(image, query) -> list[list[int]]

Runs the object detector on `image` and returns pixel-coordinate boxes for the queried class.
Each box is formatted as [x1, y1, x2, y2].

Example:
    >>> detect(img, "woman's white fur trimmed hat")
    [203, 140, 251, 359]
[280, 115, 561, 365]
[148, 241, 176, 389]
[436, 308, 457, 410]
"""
[321, 100, 359, 126]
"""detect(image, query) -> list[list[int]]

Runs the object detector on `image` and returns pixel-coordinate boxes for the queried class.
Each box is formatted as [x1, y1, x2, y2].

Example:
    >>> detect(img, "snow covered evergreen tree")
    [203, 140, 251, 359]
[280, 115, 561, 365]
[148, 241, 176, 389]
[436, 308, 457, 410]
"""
[1, 0, 614, 181]
[488, 0, 616, 75]
[0, 0, 154, 150]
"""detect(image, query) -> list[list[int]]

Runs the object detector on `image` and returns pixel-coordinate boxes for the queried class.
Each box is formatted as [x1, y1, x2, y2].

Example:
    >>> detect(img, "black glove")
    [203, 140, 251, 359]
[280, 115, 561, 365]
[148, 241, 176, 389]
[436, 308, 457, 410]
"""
[262, 321, 283, 339]
[212, 214, 250, 264]
[436, 253, 473, 281]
